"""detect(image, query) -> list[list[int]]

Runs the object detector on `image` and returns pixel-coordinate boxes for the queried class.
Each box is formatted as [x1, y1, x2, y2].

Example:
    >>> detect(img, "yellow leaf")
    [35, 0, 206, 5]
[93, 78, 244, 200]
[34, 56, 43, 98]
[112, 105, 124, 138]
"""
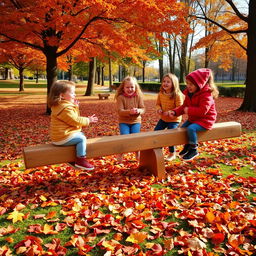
[126, 232, 147, 244]
[145, 243, 154, 249]
[16, 246, 27, 254]
[40, 195, 47, 201]
[72, 202, 82, 212]
[102, 240, 119, 251]
[7, 210, 24, 223]
[42, 224, 58, 234]
[188, 250, 193, 256]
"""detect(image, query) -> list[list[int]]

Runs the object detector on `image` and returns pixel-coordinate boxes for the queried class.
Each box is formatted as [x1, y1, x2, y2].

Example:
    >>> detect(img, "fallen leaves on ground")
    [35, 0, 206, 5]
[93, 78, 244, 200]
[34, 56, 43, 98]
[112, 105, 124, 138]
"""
[0, 95, 255, 255]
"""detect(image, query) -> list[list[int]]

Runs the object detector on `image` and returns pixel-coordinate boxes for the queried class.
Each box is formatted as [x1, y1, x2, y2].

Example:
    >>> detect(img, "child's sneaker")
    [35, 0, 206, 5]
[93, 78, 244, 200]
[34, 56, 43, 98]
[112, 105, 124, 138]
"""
[75, 157, 94, 171]
[182, 148, 199, 161]
[179, 144, 190, 157]
[166, 152, 176, 161]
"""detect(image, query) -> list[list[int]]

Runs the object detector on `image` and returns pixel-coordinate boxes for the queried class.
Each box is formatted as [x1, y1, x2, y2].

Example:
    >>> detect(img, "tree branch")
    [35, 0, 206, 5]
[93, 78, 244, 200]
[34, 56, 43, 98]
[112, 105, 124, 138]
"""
[0, 33, 44, 51]
[194, 15, 247, 34]
[56, 16, 124, 57]
[228, 33, 247, 51]
[225, 0, 248, 22]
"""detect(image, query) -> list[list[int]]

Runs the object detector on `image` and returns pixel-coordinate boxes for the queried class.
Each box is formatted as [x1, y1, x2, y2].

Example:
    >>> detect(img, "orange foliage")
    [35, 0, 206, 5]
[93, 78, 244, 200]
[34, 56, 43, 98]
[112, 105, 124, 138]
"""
[0, 0, 189, 64]
[192, 0, 247, 70]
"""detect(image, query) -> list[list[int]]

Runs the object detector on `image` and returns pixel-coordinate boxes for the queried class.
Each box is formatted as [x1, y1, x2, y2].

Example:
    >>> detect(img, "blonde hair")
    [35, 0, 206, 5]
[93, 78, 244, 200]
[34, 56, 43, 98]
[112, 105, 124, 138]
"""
[160, 73, 182, 99]
[115, 76, 143, 99]
[48, 80, 75, 107]
[208, 70, 219, 99]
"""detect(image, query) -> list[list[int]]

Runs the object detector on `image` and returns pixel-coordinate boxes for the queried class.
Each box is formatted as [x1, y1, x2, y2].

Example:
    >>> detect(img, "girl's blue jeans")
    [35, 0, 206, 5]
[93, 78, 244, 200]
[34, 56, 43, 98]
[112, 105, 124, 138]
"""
[181, 120, 206, 145]
[119, 123, 141, 135]
[62, 132, 87, 157]
[154, 119, 179, 153]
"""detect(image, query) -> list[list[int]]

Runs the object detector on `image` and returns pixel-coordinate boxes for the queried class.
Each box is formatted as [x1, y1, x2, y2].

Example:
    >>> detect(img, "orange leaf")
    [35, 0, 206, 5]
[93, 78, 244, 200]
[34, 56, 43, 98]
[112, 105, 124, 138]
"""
[45, 211, 57, 219]
[5, 237, 14, 243]
[205, 211, 215, 223]
[113, 233, 123, 241]
[126, 232, 147, 244]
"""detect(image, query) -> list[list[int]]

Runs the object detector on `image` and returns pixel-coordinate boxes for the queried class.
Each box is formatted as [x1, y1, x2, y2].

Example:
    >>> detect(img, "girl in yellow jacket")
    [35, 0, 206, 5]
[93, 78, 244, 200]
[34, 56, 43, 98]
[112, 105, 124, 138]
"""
[155, 73, 184, 161]
[48, 80, 98, 170]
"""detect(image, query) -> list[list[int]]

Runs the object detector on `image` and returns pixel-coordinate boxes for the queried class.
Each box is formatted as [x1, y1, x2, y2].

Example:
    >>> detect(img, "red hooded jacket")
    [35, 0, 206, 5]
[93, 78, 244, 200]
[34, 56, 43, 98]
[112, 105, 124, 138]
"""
[173, 68, 217, 130]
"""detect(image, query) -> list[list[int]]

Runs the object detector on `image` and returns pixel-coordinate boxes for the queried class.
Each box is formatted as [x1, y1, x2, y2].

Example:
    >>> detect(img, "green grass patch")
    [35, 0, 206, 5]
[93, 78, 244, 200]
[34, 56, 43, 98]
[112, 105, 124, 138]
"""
[0, 80, 47, 88]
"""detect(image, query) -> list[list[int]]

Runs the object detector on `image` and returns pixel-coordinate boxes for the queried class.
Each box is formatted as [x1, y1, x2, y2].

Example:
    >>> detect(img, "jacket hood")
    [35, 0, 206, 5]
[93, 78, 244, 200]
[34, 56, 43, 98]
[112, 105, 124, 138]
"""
[186, 68, 211, 90]
[51, 100, 75, 115]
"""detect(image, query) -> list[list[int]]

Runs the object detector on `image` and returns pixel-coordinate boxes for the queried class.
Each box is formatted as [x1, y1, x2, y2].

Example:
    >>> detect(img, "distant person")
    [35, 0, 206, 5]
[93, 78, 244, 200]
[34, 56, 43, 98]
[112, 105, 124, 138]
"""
[154, 73, 184, 161]
[115, 76, 145, 163]
[169, 68, 219, 161]
[48, 80, 98, 170]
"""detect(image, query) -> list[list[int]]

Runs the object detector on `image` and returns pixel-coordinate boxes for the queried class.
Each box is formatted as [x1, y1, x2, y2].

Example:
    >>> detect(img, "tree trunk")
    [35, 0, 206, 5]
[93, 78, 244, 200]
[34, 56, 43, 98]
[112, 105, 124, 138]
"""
[142, 60, 146, 82]
[45, 48, 58, 114]
[167, 36, 173, 73]
[122, 66, 127, 79]
[108, 57, 113, 91]
[96, 65, 101, 85]
[172, 39, 177, 73]
[19, 68, 24, 91]
[239, 0, 256, 112]
[118, 65, 122, 82]
[158, 39, 164, 81]
[4, 68, 9, 80]
[101, 66, 104, 86]
[180, 35, 188, 83]
[204, 47, 209, 68]
[68, 64, 73, 81]
[85, 57, 96, 96]
[35, 69, 39, 83]
[231, 58, 236, 82]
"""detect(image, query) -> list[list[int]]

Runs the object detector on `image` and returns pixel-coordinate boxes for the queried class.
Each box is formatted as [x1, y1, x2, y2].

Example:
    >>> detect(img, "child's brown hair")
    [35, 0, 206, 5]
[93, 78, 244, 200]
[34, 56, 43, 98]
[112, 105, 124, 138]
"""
[115, 76, 143, 99]
[208, 70, 219, 99]
[48, 80, 75, 107]
[160, 73, 182, 99]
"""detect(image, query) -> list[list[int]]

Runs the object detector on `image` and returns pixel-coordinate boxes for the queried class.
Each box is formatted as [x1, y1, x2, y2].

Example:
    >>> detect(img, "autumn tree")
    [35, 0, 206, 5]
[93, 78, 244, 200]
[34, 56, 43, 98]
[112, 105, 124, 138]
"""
[0, 43, 44, 91]
[194, 0, 256, 112]
[0, 0, 188, 113]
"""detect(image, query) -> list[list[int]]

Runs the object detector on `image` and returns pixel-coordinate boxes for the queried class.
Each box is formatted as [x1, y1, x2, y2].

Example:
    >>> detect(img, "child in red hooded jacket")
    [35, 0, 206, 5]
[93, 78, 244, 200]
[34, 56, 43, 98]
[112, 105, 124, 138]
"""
[169, 68, 219, 161]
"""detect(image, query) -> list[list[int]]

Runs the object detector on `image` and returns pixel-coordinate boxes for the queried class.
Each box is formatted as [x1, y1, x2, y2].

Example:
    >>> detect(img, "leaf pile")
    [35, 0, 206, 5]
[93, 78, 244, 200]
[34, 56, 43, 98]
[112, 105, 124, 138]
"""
[0, 95, 255, 255]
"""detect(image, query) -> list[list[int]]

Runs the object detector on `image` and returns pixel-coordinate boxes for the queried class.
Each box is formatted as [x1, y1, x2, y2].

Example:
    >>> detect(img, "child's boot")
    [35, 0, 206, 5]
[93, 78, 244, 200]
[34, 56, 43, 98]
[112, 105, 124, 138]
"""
[75, 157, 94, 170]
[182, 144, 199, 161]
[179, 144, 190, 157]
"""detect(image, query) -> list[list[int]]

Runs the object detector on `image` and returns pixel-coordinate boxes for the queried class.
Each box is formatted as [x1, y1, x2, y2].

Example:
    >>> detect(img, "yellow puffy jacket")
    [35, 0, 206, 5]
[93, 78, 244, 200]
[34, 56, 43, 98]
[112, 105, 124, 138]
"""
[50, 100, 90, 142]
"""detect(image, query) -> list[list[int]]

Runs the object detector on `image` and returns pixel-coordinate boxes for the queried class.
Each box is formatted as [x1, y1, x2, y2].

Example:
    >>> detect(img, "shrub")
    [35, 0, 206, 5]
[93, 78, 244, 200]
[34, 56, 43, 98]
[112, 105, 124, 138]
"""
[113, 83, 245, 98]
